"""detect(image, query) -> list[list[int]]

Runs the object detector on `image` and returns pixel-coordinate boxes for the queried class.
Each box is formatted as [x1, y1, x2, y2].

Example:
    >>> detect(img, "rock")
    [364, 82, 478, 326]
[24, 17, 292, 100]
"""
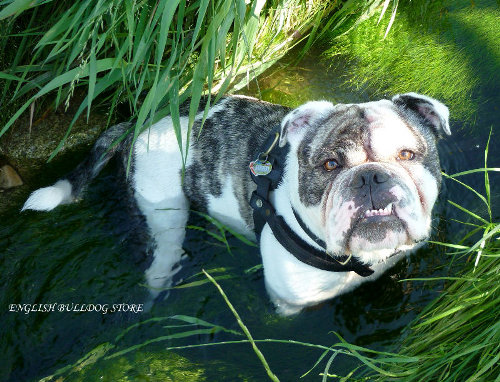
[0, 164, 23, 189]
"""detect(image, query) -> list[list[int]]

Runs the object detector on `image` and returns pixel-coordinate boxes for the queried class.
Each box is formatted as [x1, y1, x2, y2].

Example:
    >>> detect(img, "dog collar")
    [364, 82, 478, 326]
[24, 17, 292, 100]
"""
[248, 127, 374, 277]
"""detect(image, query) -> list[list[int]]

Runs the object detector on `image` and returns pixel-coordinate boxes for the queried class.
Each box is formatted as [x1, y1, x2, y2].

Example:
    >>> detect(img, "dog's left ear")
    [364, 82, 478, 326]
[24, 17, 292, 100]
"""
[279, 101, 335, 147]
[392, 93, 451, 138]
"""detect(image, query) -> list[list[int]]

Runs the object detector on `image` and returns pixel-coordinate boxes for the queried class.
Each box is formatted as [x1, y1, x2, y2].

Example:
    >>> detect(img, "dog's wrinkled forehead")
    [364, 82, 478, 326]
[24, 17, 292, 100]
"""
[306, 101, 424, 164]
[279, 93, 450, 206]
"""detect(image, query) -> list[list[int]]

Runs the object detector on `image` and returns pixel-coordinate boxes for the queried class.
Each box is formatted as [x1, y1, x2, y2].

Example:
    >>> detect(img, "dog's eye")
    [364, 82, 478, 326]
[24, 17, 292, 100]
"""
[324, 159, 340, 171]
[398, 150, 415, 161]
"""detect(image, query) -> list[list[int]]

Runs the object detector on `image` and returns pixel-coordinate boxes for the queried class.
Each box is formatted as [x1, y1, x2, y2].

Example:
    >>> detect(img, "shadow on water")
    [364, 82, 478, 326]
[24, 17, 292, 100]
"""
[1, 2, 499, 381]
[434, 0, 500, 218]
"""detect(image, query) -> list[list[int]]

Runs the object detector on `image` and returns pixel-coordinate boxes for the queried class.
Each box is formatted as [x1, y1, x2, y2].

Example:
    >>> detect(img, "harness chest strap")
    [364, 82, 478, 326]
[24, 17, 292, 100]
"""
[248, 127, 374, 277]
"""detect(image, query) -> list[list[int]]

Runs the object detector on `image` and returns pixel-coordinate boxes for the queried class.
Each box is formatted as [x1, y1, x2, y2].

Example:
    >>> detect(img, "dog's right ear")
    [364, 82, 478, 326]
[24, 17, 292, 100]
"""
[279, 101, 335, 147]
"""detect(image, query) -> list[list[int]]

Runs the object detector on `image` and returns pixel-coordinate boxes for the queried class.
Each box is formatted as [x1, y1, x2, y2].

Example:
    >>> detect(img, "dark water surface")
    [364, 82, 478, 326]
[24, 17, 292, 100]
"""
[2, 7, 500, 382]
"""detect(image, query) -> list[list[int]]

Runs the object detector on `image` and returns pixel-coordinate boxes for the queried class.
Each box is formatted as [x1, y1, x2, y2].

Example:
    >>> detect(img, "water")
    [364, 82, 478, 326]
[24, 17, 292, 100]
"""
[1, 4, 499, 381]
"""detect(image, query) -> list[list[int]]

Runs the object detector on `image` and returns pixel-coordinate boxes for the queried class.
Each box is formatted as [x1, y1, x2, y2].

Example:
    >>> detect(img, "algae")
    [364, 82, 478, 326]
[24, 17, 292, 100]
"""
[52, 350, 208, 382]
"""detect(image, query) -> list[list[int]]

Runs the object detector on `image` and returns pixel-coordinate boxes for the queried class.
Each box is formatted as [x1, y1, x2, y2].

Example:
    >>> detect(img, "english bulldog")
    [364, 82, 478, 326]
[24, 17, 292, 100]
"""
[22, 93, 450, 315]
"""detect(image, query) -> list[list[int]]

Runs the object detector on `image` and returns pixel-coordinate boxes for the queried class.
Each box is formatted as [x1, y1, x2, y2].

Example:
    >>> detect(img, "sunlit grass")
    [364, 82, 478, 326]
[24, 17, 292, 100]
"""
[324, 0, 478, 122]
[451, 5, 500, 95]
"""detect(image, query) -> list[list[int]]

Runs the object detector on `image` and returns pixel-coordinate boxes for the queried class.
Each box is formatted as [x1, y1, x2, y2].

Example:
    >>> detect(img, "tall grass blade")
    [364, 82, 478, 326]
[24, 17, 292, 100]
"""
[87, 26, 98, 121]
[447, 200, 489, 224]
[377, 0, 391, 25]
[383, 0, 399, 39]
[0, 0, 37, 19]
[203, 269, 280, 382]
[484, 127, 492, 221]
[322, 350, 339, 382]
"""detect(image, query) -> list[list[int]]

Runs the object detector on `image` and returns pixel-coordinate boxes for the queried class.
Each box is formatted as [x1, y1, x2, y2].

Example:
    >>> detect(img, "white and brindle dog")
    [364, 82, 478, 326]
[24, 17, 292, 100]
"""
[23, 93, 450, 314]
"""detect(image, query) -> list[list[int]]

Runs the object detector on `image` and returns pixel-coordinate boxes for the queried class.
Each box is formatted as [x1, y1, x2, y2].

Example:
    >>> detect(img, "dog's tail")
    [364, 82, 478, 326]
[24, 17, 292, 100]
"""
[22, 122, 133, 212]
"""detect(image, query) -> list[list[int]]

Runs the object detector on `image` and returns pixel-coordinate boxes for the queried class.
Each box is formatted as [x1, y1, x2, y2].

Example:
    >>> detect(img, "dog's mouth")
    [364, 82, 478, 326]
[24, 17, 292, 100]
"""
[344, 201, 408, 251]
[325, 194, 422, 257]
[353, 202, 404, 232]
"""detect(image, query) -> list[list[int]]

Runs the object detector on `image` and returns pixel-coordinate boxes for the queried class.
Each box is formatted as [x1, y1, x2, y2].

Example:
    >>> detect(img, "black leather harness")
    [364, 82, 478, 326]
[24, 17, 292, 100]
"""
[248, 127, 374, 277]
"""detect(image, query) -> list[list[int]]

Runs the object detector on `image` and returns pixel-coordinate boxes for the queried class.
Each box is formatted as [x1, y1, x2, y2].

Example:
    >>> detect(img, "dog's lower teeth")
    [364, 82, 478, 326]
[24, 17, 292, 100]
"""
[365, 203, 393, 217]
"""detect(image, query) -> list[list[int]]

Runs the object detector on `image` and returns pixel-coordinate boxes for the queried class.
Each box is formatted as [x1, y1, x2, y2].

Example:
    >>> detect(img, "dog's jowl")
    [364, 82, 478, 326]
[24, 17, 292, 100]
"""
[23, 93, 450, 315]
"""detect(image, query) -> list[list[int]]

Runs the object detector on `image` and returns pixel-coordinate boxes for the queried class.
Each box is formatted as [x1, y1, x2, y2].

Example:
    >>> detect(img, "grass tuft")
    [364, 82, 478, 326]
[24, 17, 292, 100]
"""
[0, 0, 400, 165]
[0, 0, 385, 163]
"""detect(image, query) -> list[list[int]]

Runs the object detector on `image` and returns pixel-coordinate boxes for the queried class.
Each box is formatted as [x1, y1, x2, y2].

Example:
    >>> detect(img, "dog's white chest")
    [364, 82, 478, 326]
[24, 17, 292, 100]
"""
[260, 225, 359, 313]
[260, 223, 407, 315]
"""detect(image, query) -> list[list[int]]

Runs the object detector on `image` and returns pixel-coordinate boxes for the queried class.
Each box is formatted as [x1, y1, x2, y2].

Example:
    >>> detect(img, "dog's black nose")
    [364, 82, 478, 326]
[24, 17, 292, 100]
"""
[350, 169, 389, 189]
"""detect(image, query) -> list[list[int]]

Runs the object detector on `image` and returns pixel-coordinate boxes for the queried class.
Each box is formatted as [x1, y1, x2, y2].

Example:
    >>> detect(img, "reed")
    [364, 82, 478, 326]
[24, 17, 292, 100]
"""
[0, 0, 393, 165]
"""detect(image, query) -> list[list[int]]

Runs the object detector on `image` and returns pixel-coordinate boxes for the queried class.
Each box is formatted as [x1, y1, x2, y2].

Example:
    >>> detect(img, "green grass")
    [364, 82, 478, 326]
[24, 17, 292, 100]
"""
[324, 0, 482, 122]
[0, 0, 309, 162]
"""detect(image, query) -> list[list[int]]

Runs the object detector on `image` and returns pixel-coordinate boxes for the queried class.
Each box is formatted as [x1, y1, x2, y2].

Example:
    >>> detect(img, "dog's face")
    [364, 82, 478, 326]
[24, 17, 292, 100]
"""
[280, 93, 450, 265]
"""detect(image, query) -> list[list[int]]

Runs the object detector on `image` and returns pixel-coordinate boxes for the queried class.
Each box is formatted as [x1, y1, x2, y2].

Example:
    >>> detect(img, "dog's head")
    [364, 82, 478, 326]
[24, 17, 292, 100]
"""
[280, 93, 450, 265]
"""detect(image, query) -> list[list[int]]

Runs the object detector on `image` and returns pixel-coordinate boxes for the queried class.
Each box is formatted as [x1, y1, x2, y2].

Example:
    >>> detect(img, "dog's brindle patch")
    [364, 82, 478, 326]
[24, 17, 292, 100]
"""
[183, 96, 290, 228]
[297, 105, 367, 207]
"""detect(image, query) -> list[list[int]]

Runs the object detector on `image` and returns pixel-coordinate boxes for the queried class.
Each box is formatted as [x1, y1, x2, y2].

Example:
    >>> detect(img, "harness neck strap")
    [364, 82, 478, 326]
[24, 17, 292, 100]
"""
[249, 127, 374, 277]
